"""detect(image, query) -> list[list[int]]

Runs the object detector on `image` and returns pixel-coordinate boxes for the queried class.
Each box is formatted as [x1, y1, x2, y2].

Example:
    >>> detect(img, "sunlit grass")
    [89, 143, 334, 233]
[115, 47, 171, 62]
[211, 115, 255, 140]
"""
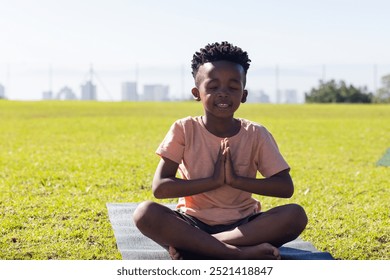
[0, 100, 389, 259]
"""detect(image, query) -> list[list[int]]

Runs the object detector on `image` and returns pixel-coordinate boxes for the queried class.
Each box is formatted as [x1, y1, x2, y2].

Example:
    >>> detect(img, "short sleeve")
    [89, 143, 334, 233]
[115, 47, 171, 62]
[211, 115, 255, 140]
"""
[156, 120, 185, 164]
[257, 127, 290, 177]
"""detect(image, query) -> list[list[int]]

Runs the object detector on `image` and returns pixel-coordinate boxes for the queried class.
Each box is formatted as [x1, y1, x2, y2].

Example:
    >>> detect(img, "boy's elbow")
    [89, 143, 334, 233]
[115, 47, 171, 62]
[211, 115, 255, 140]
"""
[153, 188, 165, 199]
[152, 183, 163, 199]
[285, 182, 294, 198]
[274, 169, 294, 198]
[283, 175, 294, 198]
[152, 180, 168, 199]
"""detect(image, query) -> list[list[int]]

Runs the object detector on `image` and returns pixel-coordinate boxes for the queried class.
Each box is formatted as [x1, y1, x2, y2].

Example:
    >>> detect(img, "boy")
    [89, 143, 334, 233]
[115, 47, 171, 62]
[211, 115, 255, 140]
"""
[133, 42, 307, 260]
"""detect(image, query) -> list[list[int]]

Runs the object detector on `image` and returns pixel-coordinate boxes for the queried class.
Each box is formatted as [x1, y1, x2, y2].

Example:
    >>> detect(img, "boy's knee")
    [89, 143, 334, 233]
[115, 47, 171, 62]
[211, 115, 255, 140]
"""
[133, 200, 156, 228]
[289, 204, 308, 229]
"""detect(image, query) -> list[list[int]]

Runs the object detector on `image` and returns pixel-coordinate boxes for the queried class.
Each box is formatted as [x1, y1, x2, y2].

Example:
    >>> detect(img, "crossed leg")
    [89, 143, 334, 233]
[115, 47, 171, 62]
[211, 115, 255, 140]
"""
[212, 204, 308, 248]
[133, 201, 307, 260]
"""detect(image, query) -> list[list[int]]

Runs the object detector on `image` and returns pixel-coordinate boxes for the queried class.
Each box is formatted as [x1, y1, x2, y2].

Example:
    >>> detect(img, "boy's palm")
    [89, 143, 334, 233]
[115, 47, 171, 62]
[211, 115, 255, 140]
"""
[213, 142, 226, 187]
[224, 147, 238, 186]
[213, 139, 238, 187]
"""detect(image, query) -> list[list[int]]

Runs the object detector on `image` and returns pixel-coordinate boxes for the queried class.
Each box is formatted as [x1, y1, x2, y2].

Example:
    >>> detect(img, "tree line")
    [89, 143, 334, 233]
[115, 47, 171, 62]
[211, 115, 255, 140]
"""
[305, 74, 390, 103]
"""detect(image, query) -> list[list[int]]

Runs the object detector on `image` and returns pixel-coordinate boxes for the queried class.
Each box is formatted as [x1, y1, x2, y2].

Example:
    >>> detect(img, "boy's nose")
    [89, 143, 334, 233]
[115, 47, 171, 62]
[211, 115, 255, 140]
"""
[217, 88, 229, 97]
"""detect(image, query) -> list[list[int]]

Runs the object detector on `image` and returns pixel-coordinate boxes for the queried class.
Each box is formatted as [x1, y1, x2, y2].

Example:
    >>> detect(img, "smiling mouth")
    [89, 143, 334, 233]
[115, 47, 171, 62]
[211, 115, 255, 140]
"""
[216, 103, 230, 108]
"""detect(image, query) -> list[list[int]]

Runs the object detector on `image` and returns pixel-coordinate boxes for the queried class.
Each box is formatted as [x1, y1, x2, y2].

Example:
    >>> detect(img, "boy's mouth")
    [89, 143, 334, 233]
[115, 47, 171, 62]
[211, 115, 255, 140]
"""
[216, 103, 230, 108]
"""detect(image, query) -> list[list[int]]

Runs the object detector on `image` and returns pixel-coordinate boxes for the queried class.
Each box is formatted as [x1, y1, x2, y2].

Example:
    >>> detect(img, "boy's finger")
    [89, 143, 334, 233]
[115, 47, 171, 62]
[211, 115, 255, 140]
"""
[220, 140, 226, 156]
[224, 146, 228, 156]
[217, 141, 223, 157]
[226, 148, 232, 165]
[224, 138, 229, 147]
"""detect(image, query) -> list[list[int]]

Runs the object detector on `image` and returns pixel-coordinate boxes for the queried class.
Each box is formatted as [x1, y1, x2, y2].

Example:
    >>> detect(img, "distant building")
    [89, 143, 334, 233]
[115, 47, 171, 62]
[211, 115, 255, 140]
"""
[283, 89, 298, 103]
[246, 90, 270, 103]
[121, 82, 138, 101]
[0, 84, 5, 99]
[42, 90, 53, 100]
[142, 84, 170, 101]
[56, 86, 77, 100]
[81, 81, 97, 100]
[276, 89, 282, 104]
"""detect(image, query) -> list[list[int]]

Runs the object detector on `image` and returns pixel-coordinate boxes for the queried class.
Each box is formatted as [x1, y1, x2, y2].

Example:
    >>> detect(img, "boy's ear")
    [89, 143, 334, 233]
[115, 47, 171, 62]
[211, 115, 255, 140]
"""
[191, 87, 201, 101]
[241, 90, 248, 103]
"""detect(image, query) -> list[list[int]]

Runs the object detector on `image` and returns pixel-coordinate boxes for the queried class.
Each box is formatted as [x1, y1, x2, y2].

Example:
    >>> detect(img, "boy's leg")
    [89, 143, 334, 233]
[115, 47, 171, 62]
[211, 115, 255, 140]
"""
[133, 201, 281, 260]
[212, 204, 308, 248]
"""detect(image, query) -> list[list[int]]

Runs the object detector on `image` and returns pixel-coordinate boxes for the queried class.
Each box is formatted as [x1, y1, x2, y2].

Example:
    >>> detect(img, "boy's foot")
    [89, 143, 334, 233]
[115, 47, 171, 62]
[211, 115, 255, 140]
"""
[239, 243, 281, 260]
[169, 243, 280, 260]
[168, 246, 183, 260]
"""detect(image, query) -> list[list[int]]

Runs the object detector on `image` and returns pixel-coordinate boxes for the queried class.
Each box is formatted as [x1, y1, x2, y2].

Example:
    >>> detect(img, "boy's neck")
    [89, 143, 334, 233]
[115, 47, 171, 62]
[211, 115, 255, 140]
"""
[201, 115, 240, 138]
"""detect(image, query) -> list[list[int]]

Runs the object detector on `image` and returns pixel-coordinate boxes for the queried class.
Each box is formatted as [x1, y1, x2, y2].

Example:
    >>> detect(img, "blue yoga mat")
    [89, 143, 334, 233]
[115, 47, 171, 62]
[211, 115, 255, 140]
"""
[377, 148, 390, 167]
[106, 203, 334, 260]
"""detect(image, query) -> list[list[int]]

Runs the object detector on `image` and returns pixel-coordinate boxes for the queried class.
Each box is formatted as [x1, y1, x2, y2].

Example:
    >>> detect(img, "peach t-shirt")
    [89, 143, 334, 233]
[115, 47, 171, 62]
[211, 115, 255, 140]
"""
[156, 116, 289, 225]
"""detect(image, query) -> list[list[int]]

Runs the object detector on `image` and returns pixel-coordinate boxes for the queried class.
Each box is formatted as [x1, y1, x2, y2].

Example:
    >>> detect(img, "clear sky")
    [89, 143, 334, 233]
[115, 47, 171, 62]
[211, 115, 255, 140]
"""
[1, 0, 390, 101]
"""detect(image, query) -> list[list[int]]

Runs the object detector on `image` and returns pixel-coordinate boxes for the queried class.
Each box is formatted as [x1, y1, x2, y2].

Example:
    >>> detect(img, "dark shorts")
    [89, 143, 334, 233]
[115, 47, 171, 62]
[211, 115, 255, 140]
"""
[173, 209, 262, 235]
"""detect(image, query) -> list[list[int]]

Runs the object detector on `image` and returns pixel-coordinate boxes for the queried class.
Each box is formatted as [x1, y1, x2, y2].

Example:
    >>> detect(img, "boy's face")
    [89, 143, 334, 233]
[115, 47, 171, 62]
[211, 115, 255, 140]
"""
[192, 60, 248, 119]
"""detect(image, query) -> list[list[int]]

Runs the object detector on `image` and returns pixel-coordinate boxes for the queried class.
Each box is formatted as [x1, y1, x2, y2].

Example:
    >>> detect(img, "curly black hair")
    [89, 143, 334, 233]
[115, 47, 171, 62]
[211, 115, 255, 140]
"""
[191, 41, 251, 78]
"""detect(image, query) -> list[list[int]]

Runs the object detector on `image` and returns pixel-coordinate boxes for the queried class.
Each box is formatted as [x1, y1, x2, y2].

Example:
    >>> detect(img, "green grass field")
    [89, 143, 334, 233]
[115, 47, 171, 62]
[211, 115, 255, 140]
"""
[0, 100, 389, 260]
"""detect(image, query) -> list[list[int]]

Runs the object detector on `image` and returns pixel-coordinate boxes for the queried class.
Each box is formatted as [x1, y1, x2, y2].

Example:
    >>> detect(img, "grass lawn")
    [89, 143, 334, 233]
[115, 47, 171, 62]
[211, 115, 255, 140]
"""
[0, 100, 389, 260]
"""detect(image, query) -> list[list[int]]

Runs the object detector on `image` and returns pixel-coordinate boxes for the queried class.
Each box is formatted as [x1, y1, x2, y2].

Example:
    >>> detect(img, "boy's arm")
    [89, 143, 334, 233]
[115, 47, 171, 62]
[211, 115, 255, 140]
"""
[152, 155, 224, 199]
[225, 148, 294, 198]
[229, 169, 294, 198]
